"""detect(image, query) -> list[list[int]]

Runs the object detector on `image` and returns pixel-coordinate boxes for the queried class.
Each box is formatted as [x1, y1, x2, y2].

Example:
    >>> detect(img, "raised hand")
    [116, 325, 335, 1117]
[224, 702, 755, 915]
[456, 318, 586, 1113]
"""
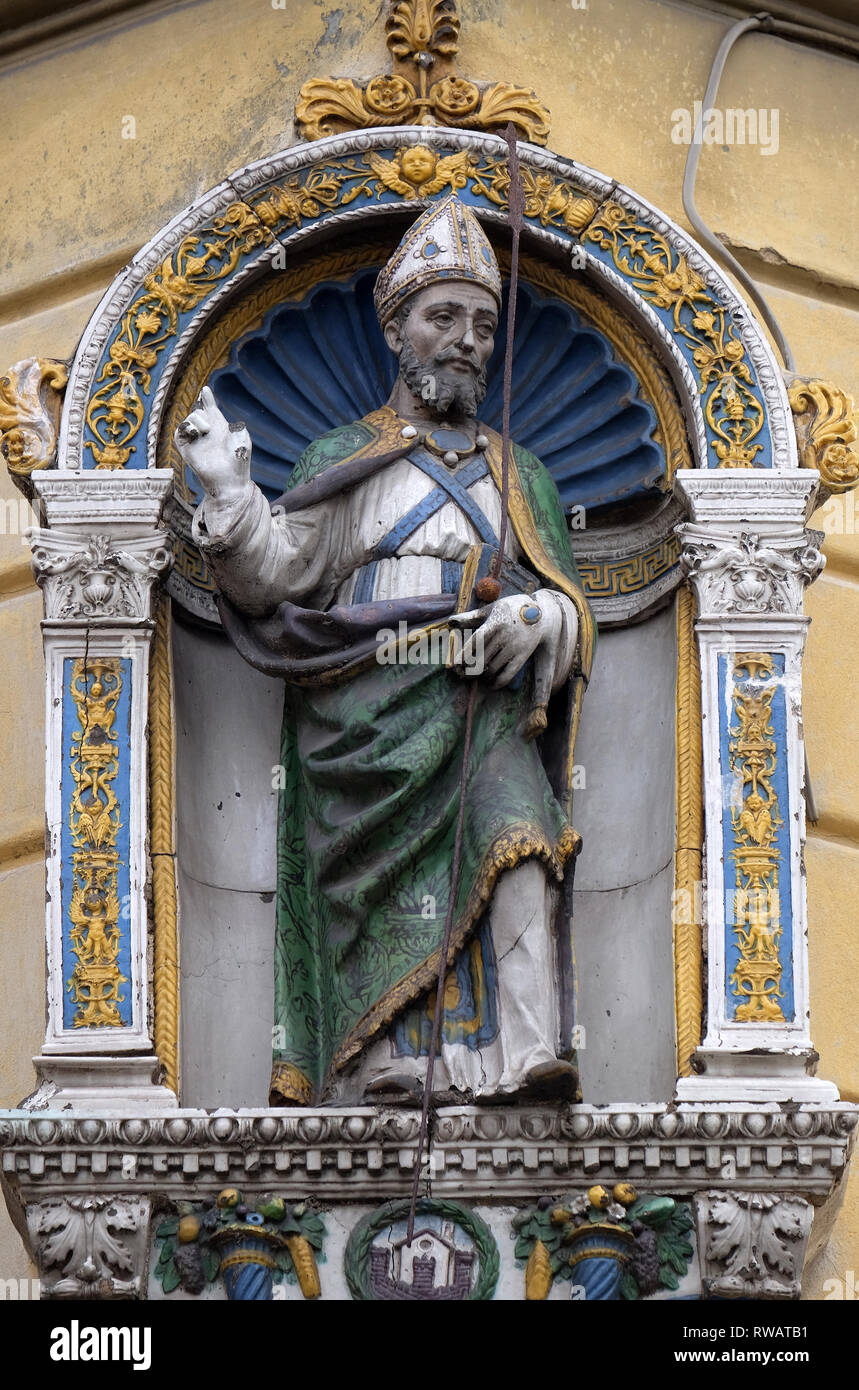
[174, 385, 252, 502]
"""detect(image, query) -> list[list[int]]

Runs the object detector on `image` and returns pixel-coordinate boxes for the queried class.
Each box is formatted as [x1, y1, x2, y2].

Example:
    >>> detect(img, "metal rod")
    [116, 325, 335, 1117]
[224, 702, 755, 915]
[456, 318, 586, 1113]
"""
[405, 680, 477, 1244]
[406, 124, 525, 1243]
[492, 123, 525, 581]
[681, 12, 797, 373]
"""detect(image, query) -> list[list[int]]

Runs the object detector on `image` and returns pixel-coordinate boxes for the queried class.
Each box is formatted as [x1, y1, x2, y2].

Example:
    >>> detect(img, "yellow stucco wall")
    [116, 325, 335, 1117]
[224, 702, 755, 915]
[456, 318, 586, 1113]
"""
[1, 0, 857, 1293]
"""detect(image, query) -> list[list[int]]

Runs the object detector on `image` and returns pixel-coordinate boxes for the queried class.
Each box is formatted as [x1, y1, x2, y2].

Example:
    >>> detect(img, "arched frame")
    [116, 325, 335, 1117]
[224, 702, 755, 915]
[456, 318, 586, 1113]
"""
[30, 127, 835, 1110]
[62, 127, 794, 478]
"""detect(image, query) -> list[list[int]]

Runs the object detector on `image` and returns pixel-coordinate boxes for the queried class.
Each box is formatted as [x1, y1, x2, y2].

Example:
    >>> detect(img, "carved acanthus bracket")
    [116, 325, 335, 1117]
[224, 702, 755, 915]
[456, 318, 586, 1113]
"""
[295, 0, 551, 145]
[677, 526, 824, 617]
[694, 1191, 813, 1300]
[0, 357, 68, 487]
[788, 376, 859, 502]
[26, 1196, 151, 1300]
[29, 530, 173, 622]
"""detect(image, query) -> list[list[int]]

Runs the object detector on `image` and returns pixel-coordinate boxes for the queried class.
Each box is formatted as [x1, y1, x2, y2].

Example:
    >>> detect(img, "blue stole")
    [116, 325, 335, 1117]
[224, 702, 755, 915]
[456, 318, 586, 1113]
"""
[352, 447, 497, 603]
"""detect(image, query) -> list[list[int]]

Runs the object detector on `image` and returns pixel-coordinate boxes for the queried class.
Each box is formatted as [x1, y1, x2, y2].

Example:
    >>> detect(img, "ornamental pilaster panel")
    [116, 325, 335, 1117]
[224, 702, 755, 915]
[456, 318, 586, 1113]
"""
[27, 472, 177, 1111]
[674, 470, 835, 1102]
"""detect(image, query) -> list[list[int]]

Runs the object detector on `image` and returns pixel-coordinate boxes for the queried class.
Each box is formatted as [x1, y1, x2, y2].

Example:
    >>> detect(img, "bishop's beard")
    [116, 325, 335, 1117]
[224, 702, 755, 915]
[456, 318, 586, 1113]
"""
[398, 338, 488, 418]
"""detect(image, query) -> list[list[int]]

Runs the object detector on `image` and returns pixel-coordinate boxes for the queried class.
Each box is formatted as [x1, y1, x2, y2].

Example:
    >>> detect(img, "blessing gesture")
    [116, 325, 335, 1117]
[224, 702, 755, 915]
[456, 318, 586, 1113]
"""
[175, 386, 252, 502]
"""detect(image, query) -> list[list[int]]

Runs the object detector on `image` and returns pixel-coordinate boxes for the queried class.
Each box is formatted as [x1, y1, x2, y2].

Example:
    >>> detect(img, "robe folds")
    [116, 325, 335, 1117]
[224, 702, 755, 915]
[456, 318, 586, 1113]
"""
[193, 406, 595, 1104]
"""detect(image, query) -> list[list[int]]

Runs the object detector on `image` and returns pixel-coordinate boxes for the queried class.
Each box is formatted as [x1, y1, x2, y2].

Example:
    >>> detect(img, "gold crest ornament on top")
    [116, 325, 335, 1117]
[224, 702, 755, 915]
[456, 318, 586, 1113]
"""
[67, 658, 128, 1028]
[788, 377, 859, 496]
[727, 653, 786, 1024]
[0, 357, 67, 478]
[295, 0, 551, 145]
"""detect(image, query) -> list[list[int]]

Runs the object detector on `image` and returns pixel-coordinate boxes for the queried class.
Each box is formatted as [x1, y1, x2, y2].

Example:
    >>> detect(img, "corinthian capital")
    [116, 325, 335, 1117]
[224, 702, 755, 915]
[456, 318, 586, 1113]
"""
[677, 526, 824, 616]
[28, 529, 172, 621]
[27, 1195, 151, 1299]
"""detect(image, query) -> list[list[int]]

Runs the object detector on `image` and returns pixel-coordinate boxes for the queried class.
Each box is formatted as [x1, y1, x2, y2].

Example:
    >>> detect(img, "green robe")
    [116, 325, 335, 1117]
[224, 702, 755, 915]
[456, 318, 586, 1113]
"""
[266, 409, 595, 1105]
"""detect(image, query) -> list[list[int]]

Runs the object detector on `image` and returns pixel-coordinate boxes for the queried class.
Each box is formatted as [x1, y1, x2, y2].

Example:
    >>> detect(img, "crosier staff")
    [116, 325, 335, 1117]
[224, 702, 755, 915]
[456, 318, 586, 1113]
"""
[406, 124, 525, 1245]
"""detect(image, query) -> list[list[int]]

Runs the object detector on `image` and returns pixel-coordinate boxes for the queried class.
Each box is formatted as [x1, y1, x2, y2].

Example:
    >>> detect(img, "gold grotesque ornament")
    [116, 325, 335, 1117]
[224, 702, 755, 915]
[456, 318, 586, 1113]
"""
[67, 658, 128, 1028]
[728, 653, 786, 1024]
[584, 203, 765, 470]
[788, 376, 859, 498]
[0, 357, 67, 479]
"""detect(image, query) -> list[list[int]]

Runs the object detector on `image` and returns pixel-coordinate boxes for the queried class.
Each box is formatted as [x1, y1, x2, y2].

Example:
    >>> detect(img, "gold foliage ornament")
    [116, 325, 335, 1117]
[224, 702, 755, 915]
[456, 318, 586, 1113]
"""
[250, 150, 475, 229]
[728, 653, 786, 1024]
[470, 160, 597, 235]
[788, 376, 859, 497]
[92, 159, 600, 482]
[251, 147, 596, 245]
[67, 659, 128, 1028]
[0, 357, 67, 478]
[295, 0, 550, 145]
[84, 204, 269, 469]
[584, 203, 765, 469]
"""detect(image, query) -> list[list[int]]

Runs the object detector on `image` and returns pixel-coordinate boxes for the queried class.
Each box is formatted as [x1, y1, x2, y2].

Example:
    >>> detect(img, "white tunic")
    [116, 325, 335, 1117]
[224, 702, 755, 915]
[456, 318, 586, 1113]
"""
[193, 455, 577, 689]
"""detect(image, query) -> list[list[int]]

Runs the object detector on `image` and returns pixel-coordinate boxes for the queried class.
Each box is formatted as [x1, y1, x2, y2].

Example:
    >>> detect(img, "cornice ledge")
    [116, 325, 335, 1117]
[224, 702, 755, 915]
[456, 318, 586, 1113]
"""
[1, 1102, 855, 1202]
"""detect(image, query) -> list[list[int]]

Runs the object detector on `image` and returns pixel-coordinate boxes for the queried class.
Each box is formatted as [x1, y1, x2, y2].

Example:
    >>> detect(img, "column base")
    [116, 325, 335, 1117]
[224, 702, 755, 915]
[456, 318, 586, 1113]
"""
[23, 1055, 178, 1112]
[676, 1049, 840, 1103]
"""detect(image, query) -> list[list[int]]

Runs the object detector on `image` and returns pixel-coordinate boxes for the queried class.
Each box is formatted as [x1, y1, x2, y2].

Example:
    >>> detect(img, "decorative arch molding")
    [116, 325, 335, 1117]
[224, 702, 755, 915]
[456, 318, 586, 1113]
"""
[59, 126, 794, 483]
[156, 237, 690, 626]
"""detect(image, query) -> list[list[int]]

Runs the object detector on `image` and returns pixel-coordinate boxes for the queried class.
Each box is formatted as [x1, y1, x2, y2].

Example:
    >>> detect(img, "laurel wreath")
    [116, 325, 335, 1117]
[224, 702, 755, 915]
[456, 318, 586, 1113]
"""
[344, 1198, 500, 1301]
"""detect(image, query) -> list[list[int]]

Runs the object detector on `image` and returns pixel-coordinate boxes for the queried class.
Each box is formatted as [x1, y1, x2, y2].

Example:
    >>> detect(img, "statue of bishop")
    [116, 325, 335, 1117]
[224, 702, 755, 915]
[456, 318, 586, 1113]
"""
[175, 195, 595, 1107]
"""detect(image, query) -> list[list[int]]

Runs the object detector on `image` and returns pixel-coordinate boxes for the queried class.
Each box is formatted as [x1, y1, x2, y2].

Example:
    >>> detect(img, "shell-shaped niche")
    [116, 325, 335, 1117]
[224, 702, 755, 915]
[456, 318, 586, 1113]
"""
[206, 268, 663, 513]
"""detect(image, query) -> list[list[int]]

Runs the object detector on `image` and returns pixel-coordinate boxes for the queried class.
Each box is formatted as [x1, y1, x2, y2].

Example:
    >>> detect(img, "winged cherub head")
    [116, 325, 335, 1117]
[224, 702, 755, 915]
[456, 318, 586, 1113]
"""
[397, 145, 440, 191]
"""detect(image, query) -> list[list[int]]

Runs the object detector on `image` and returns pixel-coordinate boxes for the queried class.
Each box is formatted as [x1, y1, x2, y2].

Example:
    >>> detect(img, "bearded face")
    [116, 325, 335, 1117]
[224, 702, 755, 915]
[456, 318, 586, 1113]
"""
[397, 331, 488, 417]
[386, 281, 497, 419]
